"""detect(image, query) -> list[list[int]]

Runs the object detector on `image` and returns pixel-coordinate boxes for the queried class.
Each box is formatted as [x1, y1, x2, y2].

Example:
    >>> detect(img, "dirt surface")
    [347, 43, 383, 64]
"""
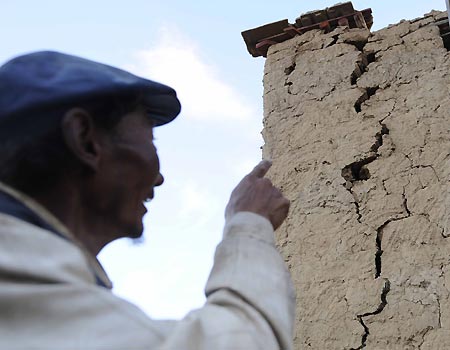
[262, 10, 450, 349]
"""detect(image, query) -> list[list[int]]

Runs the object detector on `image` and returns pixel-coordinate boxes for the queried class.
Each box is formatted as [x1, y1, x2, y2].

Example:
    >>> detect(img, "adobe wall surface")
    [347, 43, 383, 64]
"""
[262, 10, 450, 349]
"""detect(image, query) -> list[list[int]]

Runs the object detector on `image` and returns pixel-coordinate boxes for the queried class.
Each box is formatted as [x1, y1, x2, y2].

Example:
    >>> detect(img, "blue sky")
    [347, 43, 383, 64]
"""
[2, 1, 446, 319]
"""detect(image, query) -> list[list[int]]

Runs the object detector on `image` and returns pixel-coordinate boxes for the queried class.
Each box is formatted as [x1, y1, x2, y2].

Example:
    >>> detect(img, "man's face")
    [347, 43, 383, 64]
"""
[94, 106, 163, 239]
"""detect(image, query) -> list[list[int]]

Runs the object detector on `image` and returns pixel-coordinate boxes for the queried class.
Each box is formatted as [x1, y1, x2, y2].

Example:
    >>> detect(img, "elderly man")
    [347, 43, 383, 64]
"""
[0, 51, 295, 349]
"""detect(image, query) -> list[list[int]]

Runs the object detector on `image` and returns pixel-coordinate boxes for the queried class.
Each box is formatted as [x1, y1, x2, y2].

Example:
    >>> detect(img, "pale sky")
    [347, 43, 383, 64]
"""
[1, 0, 446, 319]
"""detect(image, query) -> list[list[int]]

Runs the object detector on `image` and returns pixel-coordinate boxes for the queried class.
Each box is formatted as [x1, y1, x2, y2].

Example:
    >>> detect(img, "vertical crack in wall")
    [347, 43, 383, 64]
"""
[436, 296, 442, 328]
[341, 121, 392, 348]
[351, 49, 377, 86]
[341, 122, 388, 224]
[342, 156, 375, 223]
[354, 87, 379, 113]
[284, 58, 297, 95]
[402, 186, 411, 217]
[341, 40, 396, 345]
[351, 162, 412, 348]
[351, 280, 391, 350]
[353, 169, 411, 348]
[374, 224, 385, 279]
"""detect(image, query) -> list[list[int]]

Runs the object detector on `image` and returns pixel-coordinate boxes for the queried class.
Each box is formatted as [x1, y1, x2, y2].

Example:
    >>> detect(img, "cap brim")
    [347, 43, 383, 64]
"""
[142, 90, 181, 126]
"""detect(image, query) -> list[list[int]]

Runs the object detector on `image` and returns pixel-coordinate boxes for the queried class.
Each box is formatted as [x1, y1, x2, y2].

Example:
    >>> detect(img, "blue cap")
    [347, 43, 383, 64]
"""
[0, 51, 181, 127]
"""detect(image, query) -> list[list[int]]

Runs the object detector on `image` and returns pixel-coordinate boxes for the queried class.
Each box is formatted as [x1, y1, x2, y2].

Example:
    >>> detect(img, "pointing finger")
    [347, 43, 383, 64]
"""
[248, 160, 272, 178]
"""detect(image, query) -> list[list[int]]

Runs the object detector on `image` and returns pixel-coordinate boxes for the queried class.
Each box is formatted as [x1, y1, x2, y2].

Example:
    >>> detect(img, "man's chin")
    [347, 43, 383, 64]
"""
[127, 226, 144, 239]
[120, 222, 144, 241]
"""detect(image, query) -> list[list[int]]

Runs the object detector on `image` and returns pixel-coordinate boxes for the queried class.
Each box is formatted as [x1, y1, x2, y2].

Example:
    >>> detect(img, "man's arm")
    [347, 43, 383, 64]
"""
[155, 161, 295, 349]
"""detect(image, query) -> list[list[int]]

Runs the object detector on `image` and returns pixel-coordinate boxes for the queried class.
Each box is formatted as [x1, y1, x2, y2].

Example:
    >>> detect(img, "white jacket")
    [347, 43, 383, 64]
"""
[0, 183, 295, 349]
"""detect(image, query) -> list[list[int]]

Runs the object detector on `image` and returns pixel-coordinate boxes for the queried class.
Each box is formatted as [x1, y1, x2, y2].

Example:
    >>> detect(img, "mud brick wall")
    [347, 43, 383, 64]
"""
[262, 10, 450, 349]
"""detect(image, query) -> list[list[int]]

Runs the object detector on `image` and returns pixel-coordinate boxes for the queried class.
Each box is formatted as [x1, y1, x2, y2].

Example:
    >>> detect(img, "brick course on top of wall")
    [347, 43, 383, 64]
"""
[262, 10, 450, 349]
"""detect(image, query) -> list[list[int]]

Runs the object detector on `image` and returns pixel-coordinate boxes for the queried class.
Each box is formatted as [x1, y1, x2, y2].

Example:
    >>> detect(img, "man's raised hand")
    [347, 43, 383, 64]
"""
[225, 160, 290, 230]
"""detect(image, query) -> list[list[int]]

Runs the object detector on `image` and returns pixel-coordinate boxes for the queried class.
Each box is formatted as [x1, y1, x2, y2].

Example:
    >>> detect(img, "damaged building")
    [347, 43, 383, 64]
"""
[243, 2, 450, 349]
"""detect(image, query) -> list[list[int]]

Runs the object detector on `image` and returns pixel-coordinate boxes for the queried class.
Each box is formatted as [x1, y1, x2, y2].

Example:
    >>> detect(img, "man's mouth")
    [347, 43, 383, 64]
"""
[143, 191, 154, 203]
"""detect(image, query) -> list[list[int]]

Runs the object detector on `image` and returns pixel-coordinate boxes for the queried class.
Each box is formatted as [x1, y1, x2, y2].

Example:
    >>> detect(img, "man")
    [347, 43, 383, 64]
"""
[0, 51, 295, 349]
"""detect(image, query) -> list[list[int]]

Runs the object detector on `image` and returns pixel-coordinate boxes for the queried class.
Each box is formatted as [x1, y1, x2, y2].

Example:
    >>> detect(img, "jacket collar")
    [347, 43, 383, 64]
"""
[0, 182, 112, 289]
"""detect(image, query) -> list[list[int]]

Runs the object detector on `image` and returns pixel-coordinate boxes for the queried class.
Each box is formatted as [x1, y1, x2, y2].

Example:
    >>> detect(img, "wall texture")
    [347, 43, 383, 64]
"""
[262, 10, 450, 349]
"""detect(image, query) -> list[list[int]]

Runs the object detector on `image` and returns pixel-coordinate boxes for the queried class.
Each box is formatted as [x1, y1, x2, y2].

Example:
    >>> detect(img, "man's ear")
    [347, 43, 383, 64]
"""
[61, 108, 102, 172]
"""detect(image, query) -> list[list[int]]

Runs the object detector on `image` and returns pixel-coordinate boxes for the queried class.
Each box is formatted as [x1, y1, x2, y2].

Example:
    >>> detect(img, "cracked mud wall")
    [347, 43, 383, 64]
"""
[262, 11, 450, 349]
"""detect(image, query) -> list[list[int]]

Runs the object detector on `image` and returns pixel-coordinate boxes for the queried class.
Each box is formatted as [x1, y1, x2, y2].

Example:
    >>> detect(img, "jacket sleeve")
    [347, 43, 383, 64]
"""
[156, 211, 296, 350]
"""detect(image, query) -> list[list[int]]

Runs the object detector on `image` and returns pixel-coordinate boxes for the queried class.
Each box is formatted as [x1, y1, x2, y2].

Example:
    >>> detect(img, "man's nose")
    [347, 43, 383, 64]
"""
[155, 173, 164, 187]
